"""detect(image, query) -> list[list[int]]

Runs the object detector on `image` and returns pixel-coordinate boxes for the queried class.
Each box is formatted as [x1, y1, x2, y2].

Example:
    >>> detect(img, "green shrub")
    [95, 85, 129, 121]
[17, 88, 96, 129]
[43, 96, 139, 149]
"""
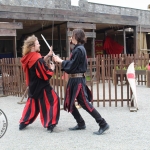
[116, 65, 147, 70]
[86, 76, 91, 81]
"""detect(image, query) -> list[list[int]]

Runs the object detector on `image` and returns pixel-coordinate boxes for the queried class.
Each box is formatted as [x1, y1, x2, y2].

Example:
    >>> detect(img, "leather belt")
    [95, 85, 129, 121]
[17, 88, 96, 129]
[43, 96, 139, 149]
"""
[69, 73, 85, 78]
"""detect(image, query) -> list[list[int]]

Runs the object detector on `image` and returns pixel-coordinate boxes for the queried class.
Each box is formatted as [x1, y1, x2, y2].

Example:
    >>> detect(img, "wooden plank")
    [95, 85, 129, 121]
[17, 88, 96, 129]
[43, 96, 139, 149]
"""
[101, 56, 105, 107]
[129, 106, 138, 112]
[67, 22, 96, 29]
[89, 58, 94, 105]
[125, 55, 130, 106]
[137, 25, 150, 32]
[108, 56, 111, 107]
[0, 5, 138, 25]
[120, 56, 124, 107]
[114, 57, 118, 107]
[12, 58, 15, 96]
[67, 31, 96, 38]
[96, 56, 99, 107]
[14, 58, 21, 96]
[0, 22, 23, 29]
[146, 70, 150, 87]
[138, 28, 150, 33]
[0, 12, 137, 26]
[0, 29, 16, 36]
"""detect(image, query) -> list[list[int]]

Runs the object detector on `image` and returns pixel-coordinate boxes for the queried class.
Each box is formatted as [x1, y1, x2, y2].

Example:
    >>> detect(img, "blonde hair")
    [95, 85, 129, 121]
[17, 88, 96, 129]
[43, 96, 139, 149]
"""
[22, 35, 37, 56]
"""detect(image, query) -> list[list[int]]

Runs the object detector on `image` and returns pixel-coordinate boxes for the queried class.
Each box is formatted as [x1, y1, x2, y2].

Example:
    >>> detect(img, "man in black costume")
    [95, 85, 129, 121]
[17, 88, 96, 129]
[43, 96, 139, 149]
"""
[54, 29, 109, 135]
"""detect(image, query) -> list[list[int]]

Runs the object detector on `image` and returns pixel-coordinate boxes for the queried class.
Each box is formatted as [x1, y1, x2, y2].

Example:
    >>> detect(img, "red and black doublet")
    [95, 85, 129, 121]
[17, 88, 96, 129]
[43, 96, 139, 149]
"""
[61, 44, 106, 127]
[20, 52, 60, 128]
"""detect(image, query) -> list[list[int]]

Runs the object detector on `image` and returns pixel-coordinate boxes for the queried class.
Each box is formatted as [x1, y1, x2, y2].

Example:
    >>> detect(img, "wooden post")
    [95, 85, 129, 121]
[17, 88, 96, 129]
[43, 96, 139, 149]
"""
[133, 26, 138, 54]
[57, 25, 62, 57]
[146, 70, 150, 87]
[66, 27, 70, 57]
[123, 27, 126, 54]
[92, 29, 95, 58]
[13, 36, 17, 58]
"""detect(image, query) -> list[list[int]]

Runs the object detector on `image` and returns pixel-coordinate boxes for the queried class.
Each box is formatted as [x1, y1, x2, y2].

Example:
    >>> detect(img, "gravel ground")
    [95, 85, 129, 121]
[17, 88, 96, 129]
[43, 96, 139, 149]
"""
[0, 85, 150, 150]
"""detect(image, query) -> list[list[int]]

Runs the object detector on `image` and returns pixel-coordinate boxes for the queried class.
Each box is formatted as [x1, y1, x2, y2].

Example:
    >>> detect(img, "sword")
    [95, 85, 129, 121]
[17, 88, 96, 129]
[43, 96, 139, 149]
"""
[41, 34, 55, 56]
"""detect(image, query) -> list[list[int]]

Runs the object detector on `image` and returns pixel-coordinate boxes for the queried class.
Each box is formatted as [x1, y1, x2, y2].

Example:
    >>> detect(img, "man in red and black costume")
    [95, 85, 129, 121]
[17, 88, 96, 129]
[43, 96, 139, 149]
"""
[54, 29, 109, 135]
[19, 35, 60, 132]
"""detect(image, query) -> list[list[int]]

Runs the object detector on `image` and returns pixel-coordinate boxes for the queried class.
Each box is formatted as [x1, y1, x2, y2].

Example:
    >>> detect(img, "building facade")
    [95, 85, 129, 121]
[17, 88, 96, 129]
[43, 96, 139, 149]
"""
[0, 0, 149, 57]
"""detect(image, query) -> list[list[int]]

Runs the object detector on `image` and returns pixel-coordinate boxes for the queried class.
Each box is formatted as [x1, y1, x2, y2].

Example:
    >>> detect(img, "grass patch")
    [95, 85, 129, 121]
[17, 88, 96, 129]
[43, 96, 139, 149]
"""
[86, 76, 91, 81]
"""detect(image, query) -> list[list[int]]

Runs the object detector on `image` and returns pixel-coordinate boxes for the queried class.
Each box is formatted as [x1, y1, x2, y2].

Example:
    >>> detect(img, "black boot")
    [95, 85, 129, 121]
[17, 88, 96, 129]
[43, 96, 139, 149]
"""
[90, 109, 106, 125]
[69, 124, 86, 130]
[70, 104, 86, 130]
[19, 123, 28, 130]
[93, 123, 110, 135]
[47, 124, 56, 133]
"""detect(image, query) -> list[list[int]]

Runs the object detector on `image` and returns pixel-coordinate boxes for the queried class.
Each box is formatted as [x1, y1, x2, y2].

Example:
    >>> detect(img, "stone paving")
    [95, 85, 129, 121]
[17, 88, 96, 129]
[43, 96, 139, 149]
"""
[0, 85, 150, 150]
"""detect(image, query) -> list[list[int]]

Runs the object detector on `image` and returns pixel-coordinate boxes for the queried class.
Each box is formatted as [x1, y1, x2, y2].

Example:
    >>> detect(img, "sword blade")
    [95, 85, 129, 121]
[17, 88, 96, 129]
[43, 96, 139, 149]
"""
[41, 34, 50, 49]
[41, 34, 55, 56]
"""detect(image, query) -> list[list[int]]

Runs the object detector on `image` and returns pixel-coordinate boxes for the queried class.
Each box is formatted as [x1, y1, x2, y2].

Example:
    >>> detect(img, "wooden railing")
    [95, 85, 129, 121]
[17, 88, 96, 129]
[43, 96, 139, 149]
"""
[0, 54, 149, 108]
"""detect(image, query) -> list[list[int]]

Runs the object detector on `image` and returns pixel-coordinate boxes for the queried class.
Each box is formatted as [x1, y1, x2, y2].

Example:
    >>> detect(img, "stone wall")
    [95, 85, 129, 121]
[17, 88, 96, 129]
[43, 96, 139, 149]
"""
[87, 2, 150, 25]
[0, 0, 150, 25]
[0, 0, 54, 8]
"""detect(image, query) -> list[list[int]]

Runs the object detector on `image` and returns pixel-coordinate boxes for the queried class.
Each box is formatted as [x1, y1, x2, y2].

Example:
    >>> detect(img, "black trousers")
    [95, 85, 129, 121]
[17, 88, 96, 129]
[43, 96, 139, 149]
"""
[71, 89, 106, 127]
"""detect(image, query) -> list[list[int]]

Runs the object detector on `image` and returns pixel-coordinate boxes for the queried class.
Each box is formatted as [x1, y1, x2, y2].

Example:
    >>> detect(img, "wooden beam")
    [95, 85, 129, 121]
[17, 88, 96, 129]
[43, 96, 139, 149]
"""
[67, 31, 96, 38]
[96, 25, 129, 33]
[96, 27, 113, 34]
[137, 26, 150, 32]
[140, 28, 150, 32]
[0, 22, 23, 29]
[0, 5, 138, 26]
[67, 22, 96, 29]
[0, 29, 16, 36]
[29, 22, 66, 34]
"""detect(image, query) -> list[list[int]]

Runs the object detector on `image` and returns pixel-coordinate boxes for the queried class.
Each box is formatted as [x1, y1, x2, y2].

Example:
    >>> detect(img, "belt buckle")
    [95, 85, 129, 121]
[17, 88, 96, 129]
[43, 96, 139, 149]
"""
[70, 73, 84, 78]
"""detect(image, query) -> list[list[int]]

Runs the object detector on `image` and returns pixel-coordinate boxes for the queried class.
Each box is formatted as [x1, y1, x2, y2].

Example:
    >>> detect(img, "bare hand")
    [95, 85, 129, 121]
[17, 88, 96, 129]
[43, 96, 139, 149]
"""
[53, 55, 63, 63]
[47, 46, 53, 56]
[48, 61, 55, 70]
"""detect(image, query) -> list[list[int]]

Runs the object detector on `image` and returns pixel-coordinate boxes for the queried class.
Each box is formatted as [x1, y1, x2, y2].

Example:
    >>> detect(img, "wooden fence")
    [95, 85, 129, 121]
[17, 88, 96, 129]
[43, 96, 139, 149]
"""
[0, 54, 149, 108]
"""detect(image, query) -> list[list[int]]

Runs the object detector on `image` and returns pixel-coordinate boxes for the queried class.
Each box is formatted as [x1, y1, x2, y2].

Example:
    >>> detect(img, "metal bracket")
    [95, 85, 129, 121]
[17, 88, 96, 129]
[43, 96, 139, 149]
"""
[129, 94, 138, 112]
